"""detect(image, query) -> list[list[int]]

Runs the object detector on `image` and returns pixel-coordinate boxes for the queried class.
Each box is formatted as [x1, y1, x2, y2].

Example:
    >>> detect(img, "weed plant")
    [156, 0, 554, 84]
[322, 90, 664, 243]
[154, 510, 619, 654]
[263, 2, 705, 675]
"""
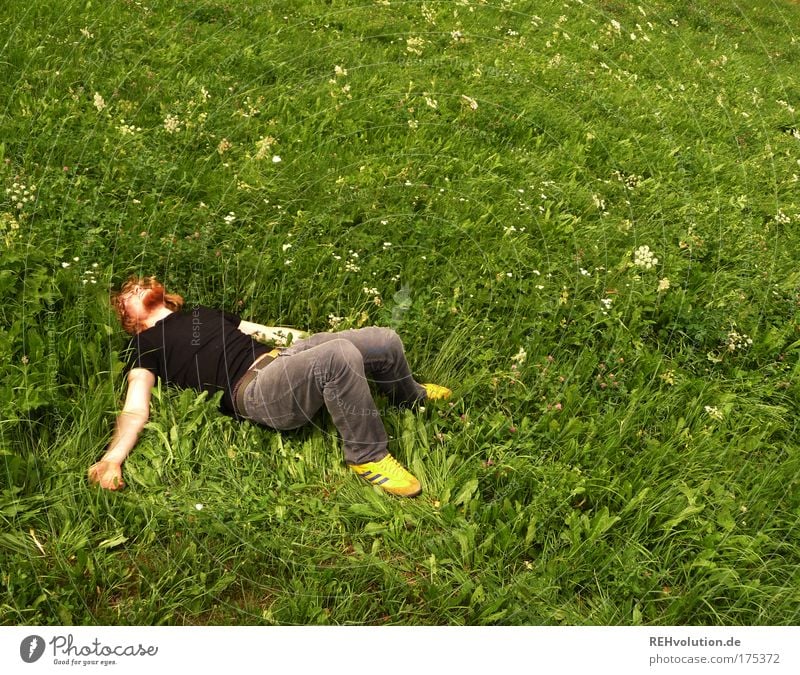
[2, 0, 800, 625]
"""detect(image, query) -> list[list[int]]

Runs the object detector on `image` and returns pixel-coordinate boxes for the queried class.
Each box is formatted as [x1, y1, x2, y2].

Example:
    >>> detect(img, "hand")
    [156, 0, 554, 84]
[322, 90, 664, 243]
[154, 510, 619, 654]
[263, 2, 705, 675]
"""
[88, 460, 125, 491]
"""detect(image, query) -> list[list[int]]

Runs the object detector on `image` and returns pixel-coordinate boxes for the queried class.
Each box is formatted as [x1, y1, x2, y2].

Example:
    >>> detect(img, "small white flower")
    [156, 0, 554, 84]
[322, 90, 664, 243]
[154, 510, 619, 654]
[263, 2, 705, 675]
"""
[163, 114, 181, 133]
[223, 212, 236, 224]
[592, 194, 606, 212]
[461, 94, 478, 110]
[195, 503, 204, 511]
[633, 245, 658, 270]
[658, 278, 670, 293]
[272, 155, 282, 163]
[511, 347, 527, 364]
[334, 65, 348, 77]
[383, 242, 392, 248]
[93, 92, 106, 112]
[282, 243, 292, 252]
[726, 329, 753, 352]
[406, 36, 426, 55]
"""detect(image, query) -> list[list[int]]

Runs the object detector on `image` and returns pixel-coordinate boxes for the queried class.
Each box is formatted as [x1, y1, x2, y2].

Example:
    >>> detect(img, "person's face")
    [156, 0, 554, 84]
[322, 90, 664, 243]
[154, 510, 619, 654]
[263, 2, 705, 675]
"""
[120, 284, 164, 325]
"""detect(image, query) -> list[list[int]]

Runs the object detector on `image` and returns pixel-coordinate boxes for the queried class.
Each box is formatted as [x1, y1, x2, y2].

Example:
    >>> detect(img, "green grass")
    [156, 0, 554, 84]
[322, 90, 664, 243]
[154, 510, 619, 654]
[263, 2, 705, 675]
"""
[2, 0, 800, 625]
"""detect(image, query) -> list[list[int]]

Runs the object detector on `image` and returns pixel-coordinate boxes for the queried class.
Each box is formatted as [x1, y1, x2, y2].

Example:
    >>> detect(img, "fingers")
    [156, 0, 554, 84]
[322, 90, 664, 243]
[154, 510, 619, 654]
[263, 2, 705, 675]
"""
[88, 462, 125, 491]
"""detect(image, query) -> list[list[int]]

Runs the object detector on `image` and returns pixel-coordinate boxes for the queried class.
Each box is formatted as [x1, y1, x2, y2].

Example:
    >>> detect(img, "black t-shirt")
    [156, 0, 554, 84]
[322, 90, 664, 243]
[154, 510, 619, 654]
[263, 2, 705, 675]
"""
[125, 306, 269, 412]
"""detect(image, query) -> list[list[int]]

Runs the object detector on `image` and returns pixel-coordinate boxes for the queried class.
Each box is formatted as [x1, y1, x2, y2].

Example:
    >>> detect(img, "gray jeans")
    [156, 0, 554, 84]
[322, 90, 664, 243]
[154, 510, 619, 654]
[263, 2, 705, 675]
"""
[240, 327, 426, 464]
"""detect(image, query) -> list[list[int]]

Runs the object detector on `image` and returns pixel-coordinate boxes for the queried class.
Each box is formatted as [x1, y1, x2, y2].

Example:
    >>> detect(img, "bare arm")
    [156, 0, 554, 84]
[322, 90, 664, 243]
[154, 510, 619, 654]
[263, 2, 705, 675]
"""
[88, 367, 155, 490]
[238, 320, 309, 345]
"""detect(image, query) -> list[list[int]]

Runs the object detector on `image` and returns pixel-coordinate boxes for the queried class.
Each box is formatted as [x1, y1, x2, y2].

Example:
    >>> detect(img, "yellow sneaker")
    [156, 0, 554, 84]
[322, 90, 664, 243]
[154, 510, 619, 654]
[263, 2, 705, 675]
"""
[349, 453, 422, 497]
[422, 383, 452, 400]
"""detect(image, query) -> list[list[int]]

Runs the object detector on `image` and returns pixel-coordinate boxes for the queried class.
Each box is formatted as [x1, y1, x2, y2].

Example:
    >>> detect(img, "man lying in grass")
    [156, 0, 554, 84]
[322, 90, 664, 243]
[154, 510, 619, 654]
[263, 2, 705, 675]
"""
[88, 275, 451, 497]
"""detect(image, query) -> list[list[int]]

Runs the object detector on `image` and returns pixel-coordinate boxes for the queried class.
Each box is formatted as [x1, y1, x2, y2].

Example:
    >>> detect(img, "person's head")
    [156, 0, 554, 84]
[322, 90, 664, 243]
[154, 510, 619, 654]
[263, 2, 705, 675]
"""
[111, 275, 184, 334]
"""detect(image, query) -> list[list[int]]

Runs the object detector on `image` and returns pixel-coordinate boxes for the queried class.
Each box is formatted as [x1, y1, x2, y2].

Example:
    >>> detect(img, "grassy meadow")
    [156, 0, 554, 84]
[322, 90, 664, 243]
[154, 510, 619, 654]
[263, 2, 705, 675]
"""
[2, 0, 800, 625]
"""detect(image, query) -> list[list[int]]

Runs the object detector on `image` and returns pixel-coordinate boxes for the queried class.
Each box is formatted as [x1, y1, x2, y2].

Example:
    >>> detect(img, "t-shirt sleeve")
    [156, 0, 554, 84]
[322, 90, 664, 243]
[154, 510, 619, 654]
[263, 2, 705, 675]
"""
[219, 308, 241, 328]
[124, 335, 161, 377]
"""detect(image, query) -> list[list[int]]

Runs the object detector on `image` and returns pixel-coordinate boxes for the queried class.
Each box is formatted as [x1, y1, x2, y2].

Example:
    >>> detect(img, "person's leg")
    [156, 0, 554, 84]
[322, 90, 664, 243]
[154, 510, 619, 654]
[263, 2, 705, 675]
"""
[283, 327, 426, 406]
[241, 338, 389, 464]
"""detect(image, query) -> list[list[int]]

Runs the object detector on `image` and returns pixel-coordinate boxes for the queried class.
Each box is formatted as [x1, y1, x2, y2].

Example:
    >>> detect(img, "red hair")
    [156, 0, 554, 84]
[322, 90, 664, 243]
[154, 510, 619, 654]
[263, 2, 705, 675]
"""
[111, 275, 184, 334]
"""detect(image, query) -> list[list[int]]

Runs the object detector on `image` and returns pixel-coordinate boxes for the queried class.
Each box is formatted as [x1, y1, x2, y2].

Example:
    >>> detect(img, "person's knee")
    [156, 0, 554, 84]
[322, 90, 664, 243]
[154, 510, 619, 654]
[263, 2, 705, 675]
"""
[370, 326, 404, 354]
[325, 338, 364, 372]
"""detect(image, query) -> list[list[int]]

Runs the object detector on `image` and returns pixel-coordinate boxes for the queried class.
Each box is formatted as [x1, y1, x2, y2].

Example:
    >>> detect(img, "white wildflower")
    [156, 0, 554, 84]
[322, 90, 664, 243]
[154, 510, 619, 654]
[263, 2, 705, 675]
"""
[726, 329, 753, 352]
[657, 278, 670, 293]
[633, 245, 659, 270]
[272, 155, 282, 163]
[223, 212, 236, 224]
[163, 114, 181, 133]
[118, 120, 142, 135]
[334, 65, 348, 77]
[461, 95, 478, 110]
[282, 243, 292, 252]
[406, 36, 426, 55]
[592, 194, 606, 212]
[328, 314, 343, 329]
[704, 406, 724, 421]
[93, 92, 106, 112]
[511, 347, 527, 364]
[254, 135, 276, 160]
